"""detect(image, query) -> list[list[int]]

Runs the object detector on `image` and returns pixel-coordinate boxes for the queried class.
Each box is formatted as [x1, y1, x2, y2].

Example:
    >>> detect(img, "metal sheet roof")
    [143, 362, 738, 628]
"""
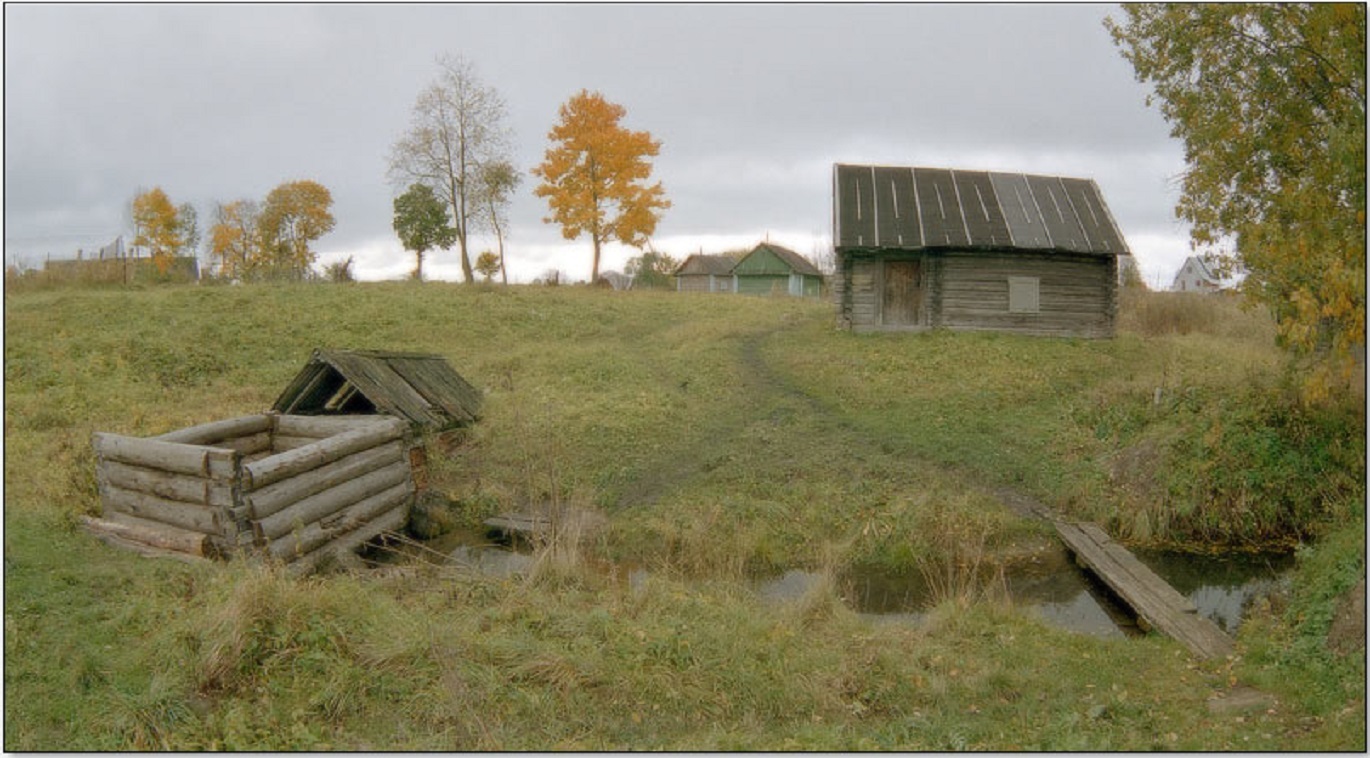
[834, 164, 1129, 255]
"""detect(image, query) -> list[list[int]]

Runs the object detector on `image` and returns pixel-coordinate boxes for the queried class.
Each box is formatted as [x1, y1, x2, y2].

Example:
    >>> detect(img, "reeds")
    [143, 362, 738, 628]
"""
[911, 498, 1011, 610]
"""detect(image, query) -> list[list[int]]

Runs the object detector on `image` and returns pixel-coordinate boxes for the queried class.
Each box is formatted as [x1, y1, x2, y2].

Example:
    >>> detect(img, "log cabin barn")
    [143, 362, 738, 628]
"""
[673, 253, 737, 293]
[732, 242, 824, 297]
[86, 349, 483, 573]
[832, 164, 1130, 337]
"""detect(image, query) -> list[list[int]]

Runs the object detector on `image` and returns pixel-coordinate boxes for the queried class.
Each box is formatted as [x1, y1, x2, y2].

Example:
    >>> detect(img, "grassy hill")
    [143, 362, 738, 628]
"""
[4, 282, 1363, 749]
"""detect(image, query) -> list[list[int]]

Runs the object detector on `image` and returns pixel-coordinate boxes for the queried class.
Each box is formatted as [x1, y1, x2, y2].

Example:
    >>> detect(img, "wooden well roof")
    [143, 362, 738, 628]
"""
[833, 164, 1129, 256]
[273, 349, 482, 431]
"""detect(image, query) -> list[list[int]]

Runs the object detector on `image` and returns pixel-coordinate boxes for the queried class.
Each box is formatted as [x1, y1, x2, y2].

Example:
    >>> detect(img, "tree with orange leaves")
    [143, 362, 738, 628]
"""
[131, 187, 189, 274]
[257, 179, 335, 280]
[533, 90, 670, 283]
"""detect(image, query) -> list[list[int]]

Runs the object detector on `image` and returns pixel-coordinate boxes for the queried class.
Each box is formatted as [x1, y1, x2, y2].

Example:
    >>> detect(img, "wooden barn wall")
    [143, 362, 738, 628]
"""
[937, 252, 1116, 338]
[836, 250, 1117, 338]
[840, 257, 881, 329]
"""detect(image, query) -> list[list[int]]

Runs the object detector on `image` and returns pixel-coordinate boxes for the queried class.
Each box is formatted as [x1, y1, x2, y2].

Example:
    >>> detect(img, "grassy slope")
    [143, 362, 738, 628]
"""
[3, 282, 1363, 750]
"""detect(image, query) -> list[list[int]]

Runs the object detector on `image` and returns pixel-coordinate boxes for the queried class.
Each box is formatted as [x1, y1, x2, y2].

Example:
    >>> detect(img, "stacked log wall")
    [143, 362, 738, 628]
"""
[845, 257, 880, 330]
[836, 249, 1116, 338]
[937, 251, 1116, 338]
[241, 416, 412, 572]
[91, 413, 416, 570]
[91, 419, 261, 557]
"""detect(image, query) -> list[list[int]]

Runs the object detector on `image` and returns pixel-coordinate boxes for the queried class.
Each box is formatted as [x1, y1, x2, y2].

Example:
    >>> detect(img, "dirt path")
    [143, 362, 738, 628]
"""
[612, 319, 1055, 523]
[610, 324, 839, 509]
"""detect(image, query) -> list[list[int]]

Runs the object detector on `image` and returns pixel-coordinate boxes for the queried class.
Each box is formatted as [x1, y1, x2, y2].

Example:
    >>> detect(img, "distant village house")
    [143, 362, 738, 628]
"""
[732, 242, 824, 297]
[41, 235, 199, 284]
[673, 254, 736, 293]
[1170, 256, 1222, 293]
[672, 243, 823, 298]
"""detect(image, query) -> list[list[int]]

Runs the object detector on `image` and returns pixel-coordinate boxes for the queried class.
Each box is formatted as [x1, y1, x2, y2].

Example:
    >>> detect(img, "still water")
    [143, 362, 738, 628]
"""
[755, 547, 1293, 638]
[409, 529, 1292, 639]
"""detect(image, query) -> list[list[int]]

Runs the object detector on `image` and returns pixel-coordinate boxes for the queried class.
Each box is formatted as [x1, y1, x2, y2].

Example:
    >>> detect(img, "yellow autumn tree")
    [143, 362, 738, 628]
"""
[533, 90, 671, 283]
[1108, 4, 1366, 401]
[256, 180, 336, 280]
[131, 187, 187, 274]
[207, 199, 260, 280]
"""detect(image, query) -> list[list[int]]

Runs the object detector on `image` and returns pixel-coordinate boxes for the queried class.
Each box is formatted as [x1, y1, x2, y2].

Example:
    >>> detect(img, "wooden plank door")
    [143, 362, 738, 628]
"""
[882, 260, 922, 326]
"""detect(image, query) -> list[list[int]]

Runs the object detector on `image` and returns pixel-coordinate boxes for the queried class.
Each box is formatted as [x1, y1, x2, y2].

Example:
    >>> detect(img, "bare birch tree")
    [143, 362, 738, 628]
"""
[388, 54, 513, 284]
[480, 159, 520, 285]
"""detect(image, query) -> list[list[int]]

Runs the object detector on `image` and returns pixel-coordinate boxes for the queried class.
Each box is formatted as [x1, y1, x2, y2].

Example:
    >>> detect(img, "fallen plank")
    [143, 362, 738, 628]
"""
[484, 513, 550, 536]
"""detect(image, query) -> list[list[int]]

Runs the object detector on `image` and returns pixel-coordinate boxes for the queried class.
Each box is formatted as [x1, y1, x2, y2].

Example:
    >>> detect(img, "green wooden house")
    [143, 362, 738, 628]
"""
[732, 242, 824, 297]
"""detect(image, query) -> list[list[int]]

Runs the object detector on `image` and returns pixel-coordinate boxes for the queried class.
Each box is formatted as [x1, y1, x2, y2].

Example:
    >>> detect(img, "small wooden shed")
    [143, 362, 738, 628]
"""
[673, 254, 736, 293]
[832, 164, 1128, 337]
[732, 242, 824, 297]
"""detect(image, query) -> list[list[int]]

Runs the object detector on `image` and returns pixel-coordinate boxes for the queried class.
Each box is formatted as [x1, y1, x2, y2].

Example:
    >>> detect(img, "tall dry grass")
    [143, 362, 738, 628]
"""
[1118, 288, 1276, 342]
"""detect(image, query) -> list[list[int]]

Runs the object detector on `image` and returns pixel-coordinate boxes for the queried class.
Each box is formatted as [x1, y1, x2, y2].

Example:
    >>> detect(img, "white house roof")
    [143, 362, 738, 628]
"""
[1172, 256, 1222, 289]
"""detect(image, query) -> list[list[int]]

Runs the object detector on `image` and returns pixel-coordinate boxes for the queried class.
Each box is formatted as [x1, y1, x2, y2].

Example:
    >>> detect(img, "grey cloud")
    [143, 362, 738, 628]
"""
[5, 3, 1187, 281]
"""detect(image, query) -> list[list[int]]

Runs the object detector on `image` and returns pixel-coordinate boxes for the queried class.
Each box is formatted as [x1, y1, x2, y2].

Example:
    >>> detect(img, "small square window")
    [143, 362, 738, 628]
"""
[1008, 276, 1040, 313]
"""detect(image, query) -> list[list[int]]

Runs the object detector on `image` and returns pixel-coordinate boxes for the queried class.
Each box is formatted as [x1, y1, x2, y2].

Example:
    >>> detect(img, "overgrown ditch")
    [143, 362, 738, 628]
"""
[410, 319, 1299, 642]
[385, 524, 1294, 639]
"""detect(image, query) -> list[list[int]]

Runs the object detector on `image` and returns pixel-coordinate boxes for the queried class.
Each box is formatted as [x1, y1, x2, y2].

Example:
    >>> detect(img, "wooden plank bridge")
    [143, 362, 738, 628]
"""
[992, 487, 1233, 660]
[1056, 519, 1233, 660]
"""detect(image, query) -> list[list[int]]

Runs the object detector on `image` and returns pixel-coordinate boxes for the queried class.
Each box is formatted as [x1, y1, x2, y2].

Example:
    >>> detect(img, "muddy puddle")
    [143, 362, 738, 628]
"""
[386, 528, 1292, 639]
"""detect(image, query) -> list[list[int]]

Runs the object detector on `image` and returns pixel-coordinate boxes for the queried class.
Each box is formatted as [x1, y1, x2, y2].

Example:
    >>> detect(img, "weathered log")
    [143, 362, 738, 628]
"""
[267, 481, 412, 561]
[155, 414, 273, 446]
[275, 414, 387, 438]
[243, 417, 405, 491]
[271, 435, 321, 452]
[100, 460, 234, 508]
[247, 441, 404, 519]
[214, 431, 273, 456]
[278, 501, 405, 572]
[100, 483, 224, 535]
[254, 461, 411, 541]
[93, 432, 239, 480]
[82, 513, 217, 557]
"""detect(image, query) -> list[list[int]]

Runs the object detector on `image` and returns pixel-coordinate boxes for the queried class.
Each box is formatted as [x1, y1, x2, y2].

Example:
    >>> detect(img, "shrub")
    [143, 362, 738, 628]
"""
[1111, 376, 1364, 547]
[323, 256, 355, 283]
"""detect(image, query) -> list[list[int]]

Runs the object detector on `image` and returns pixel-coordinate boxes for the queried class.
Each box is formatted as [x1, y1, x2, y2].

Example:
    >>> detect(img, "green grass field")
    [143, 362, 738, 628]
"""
[4, 282, 1364, 749]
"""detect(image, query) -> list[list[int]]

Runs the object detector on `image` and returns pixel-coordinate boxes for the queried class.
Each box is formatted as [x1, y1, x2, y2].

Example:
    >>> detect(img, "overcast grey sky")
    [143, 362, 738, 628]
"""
[4, 3, 1192, 285]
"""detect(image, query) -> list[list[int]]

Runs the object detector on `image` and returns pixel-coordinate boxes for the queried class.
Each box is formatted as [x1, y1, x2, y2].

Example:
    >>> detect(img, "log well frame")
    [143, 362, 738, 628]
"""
[90, 413, 415, 571]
